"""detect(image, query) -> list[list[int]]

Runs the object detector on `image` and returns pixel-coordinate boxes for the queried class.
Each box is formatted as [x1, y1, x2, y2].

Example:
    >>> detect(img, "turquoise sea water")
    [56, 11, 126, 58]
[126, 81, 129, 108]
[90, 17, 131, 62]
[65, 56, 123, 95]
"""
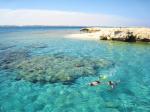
[0, 26, 150, 112]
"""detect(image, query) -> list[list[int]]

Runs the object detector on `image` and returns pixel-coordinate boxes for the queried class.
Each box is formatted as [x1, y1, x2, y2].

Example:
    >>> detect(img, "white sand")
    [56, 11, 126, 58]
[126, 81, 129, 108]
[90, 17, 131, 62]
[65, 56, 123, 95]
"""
[65, 32, 100, 40]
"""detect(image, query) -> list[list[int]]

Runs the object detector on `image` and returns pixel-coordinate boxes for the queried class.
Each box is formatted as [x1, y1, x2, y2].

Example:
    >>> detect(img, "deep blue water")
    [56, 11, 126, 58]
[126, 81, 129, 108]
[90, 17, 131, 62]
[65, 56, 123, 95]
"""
[0, 26, 83, 33]
[0, 27, 150, 112]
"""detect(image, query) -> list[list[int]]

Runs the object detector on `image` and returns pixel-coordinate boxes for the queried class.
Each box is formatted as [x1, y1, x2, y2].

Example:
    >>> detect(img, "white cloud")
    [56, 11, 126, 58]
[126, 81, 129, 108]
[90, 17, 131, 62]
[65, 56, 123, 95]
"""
[0, 9, 142, 26]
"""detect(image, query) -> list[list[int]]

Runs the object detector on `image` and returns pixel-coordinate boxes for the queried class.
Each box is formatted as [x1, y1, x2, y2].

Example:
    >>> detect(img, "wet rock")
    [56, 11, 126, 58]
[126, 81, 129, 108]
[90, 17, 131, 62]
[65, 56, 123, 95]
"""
[100, 30, 137, 42]
[138, 38, 150, 42]
[15, 55, 113, 84]
[100, 36, 108, 40]
[111, 31, 136, 42]
[80, 27, 150, 42]
[80, 27, 100, 33]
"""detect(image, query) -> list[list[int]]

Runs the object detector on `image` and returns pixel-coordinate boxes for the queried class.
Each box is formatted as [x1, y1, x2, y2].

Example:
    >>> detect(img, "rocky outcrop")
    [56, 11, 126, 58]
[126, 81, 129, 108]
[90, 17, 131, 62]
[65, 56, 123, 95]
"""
[80, 27, 100, 33]
[100, 29, 137, 42]
[80, 27, 150, 42]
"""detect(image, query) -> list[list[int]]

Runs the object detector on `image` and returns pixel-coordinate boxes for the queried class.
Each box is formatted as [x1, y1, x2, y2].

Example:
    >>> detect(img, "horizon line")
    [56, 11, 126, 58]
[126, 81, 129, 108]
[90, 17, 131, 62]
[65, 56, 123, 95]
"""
[0, 25, 149, 28]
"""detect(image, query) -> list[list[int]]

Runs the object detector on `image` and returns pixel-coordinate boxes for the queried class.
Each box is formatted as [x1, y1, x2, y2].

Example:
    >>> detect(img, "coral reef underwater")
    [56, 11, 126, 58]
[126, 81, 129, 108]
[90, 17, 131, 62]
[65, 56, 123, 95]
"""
[0, 48, 114, 84]
[15, 54, 114, 84]
[0, 49, 29, 70]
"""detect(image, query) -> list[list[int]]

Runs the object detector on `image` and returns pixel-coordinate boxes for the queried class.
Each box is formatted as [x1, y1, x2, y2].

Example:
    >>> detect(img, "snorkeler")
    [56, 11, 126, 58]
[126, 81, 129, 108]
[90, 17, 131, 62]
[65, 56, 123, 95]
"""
[88, 75, 120, 88]
[88, 81, 101, 86]
[88, 75, 107, 86]
[88, 80, 120, 88]
[107, 80, 120, 89]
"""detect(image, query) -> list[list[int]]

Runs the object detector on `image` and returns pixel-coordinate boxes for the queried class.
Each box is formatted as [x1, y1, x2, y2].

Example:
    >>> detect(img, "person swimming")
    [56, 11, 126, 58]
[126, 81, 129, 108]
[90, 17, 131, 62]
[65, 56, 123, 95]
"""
[88, 75, 107, 86]
[108, 81, 116, 89]
[108, 80, 120, 89]
[88, 80, 120, 88]
[88, 81, 101, 86]
[88, 75, 120, 88]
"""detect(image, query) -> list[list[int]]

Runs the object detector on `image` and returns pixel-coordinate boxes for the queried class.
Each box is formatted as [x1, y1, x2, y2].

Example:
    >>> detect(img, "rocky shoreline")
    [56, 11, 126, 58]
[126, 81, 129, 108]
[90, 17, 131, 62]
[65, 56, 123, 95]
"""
[80, 27, 150, 42]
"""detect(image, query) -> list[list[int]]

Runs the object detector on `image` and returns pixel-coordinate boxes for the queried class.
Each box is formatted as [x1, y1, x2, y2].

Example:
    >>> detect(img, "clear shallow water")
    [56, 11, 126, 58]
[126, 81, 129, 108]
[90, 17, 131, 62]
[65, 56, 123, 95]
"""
[0, 27, 150, 112]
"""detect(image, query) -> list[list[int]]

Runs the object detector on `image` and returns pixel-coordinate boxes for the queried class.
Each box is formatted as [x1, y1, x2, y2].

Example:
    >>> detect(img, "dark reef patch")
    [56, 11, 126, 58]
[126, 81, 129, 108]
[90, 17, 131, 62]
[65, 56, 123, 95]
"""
[26, 44, 48, 49]
[15, 54, 114, 84]
[0, 49, 30, 70]
[0, 44, 16, 50]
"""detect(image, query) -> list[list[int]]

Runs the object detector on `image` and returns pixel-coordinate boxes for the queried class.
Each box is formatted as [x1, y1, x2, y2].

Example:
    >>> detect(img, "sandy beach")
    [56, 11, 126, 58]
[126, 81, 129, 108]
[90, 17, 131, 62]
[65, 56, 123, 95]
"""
[65, 32, 100, 40]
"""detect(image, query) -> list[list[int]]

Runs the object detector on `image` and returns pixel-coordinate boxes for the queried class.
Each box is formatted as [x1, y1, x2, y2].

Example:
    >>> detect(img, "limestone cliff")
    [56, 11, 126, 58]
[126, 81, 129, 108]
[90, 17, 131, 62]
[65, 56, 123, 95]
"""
[80, 27, 150, 42]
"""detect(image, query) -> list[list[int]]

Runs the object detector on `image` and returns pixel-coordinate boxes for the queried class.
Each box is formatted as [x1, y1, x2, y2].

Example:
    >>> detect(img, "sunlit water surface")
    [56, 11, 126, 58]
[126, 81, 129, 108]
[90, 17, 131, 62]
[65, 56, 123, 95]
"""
[0, 27, 150, 112]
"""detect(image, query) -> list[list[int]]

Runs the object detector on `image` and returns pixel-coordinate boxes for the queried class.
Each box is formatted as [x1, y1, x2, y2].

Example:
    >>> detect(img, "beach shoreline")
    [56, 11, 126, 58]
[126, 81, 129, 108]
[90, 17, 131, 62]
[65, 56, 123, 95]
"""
[65, 27, 150, 42]
[65, 32, 100, 40]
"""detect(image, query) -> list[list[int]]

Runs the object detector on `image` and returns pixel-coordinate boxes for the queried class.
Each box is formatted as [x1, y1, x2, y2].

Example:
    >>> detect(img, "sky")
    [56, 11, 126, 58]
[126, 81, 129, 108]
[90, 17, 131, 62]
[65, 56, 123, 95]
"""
[0, 0, 150, 26]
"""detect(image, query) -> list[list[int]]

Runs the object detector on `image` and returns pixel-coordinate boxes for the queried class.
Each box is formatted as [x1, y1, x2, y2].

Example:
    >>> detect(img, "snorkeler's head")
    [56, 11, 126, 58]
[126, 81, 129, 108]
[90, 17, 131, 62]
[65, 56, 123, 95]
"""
[108, 81, 113, 85]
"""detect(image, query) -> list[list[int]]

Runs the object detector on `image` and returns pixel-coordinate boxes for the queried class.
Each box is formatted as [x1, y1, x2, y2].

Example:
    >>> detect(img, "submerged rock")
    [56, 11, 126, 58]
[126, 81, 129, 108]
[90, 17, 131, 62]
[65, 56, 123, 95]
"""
[0, 45, 16, 50]
[0, 49, 29, 69]
[15, 55, 113, 84]
[27, 44, 48, 49]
